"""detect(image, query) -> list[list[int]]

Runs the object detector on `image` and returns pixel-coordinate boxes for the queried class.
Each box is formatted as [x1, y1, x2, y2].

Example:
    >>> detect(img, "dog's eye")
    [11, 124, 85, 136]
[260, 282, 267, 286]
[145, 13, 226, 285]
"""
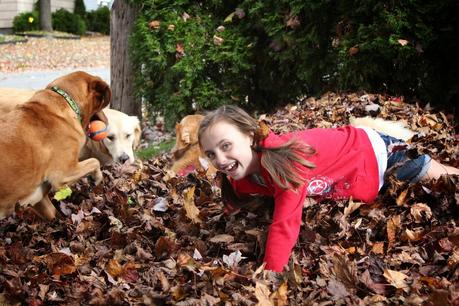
[107, 135, 115, 141]
[126, 133, 131, 139]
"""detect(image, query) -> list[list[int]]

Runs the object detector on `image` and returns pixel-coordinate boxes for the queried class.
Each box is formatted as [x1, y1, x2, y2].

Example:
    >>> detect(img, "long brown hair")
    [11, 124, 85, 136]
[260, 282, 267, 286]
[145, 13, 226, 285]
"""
[198, 105, 315, 206]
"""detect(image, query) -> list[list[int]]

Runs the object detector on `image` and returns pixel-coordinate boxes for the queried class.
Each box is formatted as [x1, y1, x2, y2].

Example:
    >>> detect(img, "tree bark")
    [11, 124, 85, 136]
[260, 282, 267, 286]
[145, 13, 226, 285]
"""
[40, 0, 53, 32]
[110, 0, 140, 118]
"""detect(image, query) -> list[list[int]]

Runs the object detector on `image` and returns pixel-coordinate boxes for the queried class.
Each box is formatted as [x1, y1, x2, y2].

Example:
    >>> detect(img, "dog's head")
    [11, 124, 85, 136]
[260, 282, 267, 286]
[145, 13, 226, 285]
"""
[100, 108, 141, 164]
[171, 114, 204, 159]
[47, 71, 111, 129]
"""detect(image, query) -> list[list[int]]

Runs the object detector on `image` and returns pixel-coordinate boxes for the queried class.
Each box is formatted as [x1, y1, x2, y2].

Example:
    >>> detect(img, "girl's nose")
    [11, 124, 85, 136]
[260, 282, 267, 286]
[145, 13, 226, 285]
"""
[214, 151, 227, 167]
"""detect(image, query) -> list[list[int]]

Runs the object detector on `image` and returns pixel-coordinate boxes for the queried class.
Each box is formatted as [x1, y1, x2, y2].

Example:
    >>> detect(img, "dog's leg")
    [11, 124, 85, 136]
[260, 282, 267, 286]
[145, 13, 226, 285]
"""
[20, 182, 56, 221]
[52, 158, 103, 188]
[31, 195, 57, 220]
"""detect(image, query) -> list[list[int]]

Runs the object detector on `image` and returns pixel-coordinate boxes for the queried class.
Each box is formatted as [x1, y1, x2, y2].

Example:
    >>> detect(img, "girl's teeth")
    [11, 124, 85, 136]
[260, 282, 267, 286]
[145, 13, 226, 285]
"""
[226, 162, 236, 171]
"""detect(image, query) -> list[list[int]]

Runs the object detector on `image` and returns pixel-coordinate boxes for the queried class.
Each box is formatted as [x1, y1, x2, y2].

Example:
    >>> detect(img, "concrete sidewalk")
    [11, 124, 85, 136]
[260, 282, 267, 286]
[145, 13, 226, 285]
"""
[0, 68, 110, 89]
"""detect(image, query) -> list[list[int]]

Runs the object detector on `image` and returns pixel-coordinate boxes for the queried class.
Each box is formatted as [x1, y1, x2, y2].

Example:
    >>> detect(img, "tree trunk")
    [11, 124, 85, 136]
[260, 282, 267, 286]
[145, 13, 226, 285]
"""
[110, 0, 140, 118]
[40, 0, 53, 32]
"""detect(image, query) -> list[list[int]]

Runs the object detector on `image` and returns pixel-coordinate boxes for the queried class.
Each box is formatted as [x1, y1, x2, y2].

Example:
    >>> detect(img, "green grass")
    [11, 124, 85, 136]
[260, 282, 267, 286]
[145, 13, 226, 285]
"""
[0, 34, 26, 43]
[136, 138, 176, 160]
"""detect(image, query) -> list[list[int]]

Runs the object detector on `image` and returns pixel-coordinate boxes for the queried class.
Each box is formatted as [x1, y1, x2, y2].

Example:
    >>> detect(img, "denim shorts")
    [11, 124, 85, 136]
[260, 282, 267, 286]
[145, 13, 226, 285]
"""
[378, 133, 431, 183]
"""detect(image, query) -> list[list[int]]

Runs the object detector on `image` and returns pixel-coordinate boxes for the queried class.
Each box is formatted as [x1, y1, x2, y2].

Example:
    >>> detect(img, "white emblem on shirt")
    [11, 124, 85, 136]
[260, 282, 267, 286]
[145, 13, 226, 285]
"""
[307, 176, 332, 196]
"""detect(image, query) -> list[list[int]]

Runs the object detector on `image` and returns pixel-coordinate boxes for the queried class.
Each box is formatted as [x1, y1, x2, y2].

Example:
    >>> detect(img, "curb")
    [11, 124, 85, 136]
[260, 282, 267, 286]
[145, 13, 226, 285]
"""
[15, 33, 81, 40]
[0, 38, 28, 45]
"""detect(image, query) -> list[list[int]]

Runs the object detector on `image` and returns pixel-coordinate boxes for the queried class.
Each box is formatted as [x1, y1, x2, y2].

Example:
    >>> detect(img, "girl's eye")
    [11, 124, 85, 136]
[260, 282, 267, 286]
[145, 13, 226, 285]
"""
[221, 142, 231, 151]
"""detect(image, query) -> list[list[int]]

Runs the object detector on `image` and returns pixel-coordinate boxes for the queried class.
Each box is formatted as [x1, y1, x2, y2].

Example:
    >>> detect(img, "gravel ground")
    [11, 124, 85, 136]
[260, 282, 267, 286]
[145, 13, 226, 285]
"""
[0, 36, 110, 73]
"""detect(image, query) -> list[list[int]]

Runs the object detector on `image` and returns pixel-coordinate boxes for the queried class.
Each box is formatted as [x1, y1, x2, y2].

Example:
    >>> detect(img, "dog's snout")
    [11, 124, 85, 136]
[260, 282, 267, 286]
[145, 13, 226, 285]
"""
[118, 153, 130, 164]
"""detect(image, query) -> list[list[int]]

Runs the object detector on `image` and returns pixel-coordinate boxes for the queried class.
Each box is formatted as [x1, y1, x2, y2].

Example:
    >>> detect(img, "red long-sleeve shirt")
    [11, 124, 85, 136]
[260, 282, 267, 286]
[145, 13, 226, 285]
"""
[230, 126, 379, 271]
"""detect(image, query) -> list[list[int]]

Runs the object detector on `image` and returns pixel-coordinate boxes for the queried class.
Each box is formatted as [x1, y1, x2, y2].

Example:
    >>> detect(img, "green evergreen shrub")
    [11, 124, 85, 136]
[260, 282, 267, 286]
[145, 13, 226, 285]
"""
[86, 6, 110, 35]
[332, 0, 459, 112]
[130, 0, 459, 128]
[130, 0, 339, 127]
[52, 8, 86, 35]
[12, 11, 40, 32]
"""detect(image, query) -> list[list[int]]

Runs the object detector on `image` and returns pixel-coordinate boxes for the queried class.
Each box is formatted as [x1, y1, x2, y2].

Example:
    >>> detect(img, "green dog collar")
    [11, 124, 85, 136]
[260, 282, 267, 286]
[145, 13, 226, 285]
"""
[51, 86, 82, 123]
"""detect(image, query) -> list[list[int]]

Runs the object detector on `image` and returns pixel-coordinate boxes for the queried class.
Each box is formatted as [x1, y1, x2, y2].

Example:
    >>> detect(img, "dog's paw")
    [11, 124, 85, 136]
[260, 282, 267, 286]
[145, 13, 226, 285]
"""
[90, 169, 103, 186]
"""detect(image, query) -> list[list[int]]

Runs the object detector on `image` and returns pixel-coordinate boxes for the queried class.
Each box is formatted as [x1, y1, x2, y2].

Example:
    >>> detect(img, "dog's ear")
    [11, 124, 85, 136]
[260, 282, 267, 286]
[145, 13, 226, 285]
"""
[131, 116, 142, 149]
[175, 123, 183, 141]
[91, 109, 109, 125]
[171, 123, 183, 153]
[180, 127, 191, 145]
[175, 123, 182, 134]
[91, 79, 111, 110]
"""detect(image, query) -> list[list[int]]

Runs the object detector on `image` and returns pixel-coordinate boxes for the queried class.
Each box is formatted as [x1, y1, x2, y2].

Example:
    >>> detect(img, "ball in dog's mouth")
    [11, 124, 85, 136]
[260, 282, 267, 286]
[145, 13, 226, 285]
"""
[88, 120, 108, 141]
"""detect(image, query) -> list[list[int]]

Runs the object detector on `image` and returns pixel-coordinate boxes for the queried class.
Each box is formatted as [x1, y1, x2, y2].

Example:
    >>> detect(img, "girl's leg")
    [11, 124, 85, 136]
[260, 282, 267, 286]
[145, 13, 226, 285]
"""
[420, 159, 459, 181]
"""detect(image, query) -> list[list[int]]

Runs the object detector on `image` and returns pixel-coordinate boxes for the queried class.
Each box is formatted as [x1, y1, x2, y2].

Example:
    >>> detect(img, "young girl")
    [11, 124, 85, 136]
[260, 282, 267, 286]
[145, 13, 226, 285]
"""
[198, 105, 459, 272]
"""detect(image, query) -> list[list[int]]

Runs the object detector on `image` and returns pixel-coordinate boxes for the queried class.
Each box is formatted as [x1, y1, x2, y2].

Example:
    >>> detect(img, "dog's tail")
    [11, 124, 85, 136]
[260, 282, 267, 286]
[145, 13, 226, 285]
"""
[349, 116, 415, 141]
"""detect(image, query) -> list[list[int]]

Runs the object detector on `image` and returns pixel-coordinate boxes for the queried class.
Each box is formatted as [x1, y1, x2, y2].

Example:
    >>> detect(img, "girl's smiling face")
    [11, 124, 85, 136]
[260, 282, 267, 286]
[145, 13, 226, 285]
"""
[200, 120, 259, 180]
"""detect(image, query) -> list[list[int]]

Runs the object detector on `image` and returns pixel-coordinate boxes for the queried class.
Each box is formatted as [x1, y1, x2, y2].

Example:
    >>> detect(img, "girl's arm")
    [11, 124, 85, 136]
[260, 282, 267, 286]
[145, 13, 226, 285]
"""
[263, 187, 308, 272]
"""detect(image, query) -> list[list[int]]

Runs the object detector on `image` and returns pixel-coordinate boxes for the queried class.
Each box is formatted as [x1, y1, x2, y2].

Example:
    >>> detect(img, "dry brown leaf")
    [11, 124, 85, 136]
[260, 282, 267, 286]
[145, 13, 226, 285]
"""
[360, 270, 387, 295]
[404, 228, 424, 241]
[343, 198, 363, 216]
[106, 259, 123, 278]
[346, 246, 356, 254]
[396, 189, 409, 206]
[255, 282, 273, 306]
[410, 203, 432, 222]
[419, 276, 442, 289]
[331, 254, 358, 290]
[148, 20, 161, 29]
[209, 234, 235, 244]
[371, 242, 385, 255]
[447, 248, 459, 266]
[121, 262, 140, 283]
[383, 269, 409, 291]
[171, 285, 187, 301]
[155, 236, 176, 258]
[157, 270, 170, 292]
[398, 39, 409, 46]
[213, 35, 224, 46]
[348, 46, 359, 55]
[327, 279, 350, 300]
[183, 186, 202, 223]
[270, 281, 288, 306]
[387, 215, 401, 249]
[42, 252, 77, 276]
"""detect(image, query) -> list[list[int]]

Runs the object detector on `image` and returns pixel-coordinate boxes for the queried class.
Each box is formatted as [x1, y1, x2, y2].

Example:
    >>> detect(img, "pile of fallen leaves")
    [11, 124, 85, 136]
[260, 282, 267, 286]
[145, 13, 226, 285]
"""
[0, 92, 458, 305]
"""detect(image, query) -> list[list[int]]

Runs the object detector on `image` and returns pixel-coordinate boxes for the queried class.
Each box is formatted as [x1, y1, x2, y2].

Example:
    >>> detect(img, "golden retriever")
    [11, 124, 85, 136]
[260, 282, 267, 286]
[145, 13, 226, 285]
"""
[0, 71, 111, 220]
[170, 114, 216, 175]
[0, 89, 141, 166]
[80, 108, 141, 165]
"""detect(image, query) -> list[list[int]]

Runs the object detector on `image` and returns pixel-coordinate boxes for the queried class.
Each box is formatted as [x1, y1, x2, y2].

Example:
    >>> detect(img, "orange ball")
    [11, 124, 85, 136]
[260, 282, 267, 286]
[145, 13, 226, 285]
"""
[88, 120, 108, 141]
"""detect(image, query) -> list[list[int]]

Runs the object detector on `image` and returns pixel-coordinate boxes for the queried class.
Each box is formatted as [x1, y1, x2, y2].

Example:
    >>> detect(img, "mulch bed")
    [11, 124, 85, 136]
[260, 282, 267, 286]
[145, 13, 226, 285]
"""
[0, 36, 109, 73]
